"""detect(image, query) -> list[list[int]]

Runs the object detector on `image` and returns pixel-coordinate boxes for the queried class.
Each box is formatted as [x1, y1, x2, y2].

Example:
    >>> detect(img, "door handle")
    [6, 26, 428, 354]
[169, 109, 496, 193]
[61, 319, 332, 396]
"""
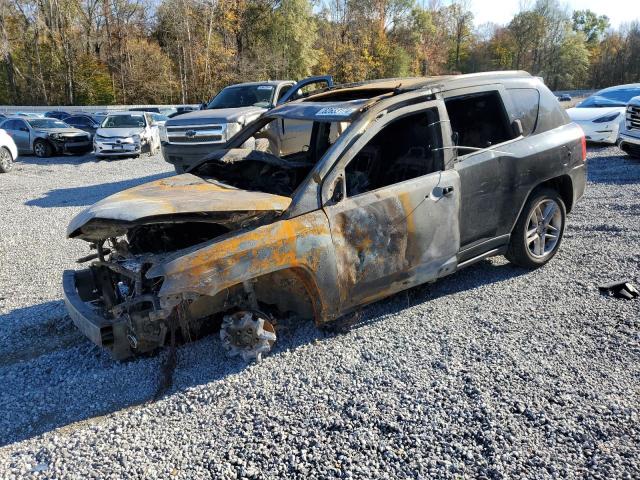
[442, 185, 455, 196]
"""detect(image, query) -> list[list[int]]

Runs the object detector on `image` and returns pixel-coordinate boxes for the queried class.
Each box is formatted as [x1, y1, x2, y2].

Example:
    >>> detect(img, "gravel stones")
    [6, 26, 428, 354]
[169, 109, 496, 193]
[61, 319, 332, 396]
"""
[0, 146, 638, 478]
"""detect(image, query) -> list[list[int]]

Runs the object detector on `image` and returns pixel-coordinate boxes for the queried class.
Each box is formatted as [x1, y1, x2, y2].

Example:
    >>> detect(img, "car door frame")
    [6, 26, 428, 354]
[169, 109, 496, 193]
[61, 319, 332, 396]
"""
[319, 98, 461, 310]
[277, 76, 334, 105]
[441, 84, 522, 259]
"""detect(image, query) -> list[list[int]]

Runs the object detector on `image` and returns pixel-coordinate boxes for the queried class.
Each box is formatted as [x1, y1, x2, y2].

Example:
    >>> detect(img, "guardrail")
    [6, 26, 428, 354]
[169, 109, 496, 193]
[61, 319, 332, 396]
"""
[0, 105, 199, 114]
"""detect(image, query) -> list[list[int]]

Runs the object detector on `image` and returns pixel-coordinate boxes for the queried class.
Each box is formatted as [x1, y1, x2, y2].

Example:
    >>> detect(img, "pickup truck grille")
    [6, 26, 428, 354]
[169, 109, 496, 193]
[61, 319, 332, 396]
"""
[627, 105, 640, 131]
[166, 124, 225, 145]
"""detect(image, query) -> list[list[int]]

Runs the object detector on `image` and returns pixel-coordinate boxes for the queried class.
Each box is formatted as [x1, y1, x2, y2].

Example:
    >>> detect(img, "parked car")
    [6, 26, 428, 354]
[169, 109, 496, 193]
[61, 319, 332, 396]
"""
[160, 76, 333, 172]
[567, 84, 640, 143]
[168, 106, 198, 118]
[617, 95, 640, 158]
[150, 112, 170, 126]
[0, 127, 18, 173]
[0, 117, 92, 157]
[45, 110, 71, 120]
[14, 112, 44, 118]
[63, 71, 586, 360]
[129, 107, 177, 117]
[64, 113, 107, 139]
[557, 93, 572, 102]
[93, 111, 160, 159]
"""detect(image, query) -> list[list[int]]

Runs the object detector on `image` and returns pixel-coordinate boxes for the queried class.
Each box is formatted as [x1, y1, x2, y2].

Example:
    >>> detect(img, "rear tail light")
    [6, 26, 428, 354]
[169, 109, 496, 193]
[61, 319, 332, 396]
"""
[580, 134, 587, 162]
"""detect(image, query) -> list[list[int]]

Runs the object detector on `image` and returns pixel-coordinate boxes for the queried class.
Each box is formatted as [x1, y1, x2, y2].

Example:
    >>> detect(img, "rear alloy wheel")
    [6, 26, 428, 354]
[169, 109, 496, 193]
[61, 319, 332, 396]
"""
[0, 147, 13, 173]
[506, 188, 566, 268]
[33, 139, 53, 158]
[220, 311, 277, 362]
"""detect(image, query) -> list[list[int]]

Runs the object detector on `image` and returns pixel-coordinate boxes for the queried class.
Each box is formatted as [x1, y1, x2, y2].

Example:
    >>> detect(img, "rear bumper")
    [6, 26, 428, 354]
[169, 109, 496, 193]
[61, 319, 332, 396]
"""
[62, 270, 130, 358]
[161, 142, 222, 172]
[569, 163, 587, 209]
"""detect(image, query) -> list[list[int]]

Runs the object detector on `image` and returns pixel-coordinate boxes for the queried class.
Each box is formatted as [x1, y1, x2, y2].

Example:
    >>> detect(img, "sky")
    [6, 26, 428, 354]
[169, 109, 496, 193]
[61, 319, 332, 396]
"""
[469, 0, 640, 28]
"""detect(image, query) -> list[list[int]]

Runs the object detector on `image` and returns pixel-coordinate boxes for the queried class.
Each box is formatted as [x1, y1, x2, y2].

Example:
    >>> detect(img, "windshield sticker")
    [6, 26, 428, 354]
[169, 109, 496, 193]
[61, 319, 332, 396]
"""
[257, 86, 274, 90]
[316, 107, 354, 117]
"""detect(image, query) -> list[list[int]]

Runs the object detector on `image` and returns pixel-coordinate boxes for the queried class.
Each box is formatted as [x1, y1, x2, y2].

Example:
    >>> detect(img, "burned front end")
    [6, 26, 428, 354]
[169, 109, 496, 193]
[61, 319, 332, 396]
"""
[63, 172, 292, 359]
[63, 224, 226, 359]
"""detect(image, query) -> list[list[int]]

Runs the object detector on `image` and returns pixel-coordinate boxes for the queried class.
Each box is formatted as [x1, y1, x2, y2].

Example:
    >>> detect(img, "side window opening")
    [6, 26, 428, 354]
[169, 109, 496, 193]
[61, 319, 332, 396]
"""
[445, 91, 513, 153]
[345, 108, 444, 197]
[508, 88, 540, 136]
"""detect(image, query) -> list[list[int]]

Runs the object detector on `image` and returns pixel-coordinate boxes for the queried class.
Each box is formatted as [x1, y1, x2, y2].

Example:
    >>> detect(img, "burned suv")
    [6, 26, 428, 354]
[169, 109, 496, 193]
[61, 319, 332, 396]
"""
[64, 71, 586, 360]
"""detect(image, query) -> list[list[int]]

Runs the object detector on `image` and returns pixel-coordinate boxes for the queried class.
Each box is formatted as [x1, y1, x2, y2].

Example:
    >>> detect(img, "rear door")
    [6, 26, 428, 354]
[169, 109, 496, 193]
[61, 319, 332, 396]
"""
[10, 119, 31, 152]
[321, 99, 460, 309]
[442, 85, 519, 252]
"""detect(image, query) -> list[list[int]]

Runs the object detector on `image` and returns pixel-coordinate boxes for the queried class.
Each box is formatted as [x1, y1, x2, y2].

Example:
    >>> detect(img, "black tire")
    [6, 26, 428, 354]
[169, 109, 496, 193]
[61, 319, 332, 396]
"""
[33, 139, 53, 158]
[506, 187, 566, 269]
[0, 146, 13, 173]
[621, 144, 640, 159]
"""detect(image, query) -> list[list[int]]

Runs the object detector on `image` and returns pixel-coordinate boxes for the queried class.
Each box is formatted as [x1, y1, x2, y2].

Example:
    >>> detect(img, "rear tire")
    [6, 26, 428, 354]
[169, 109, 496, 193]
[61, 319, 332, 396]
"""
[33, 139, 53, 158]
[506, 188, 566, 268]
[0, 146, 13, 173]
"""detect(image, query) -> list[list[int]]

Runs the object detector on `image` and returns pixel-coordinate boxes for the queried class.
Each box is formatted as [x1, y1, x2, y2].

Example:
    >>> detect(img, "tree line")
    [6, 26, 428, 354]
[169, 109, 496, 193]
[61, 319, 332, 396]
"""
[0, 0, 639, 106]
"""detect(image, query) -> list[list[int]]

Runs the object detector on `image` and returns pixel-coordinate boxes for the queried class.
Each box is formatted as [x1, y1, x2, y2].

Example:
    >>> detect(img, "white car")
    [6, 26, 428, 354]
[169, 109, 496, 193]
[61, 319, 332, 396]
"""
[617, 95, 640, 158]
[0, 128, 18, 173]
[567, 84, 640, 143]
[94, 112, 160, 159]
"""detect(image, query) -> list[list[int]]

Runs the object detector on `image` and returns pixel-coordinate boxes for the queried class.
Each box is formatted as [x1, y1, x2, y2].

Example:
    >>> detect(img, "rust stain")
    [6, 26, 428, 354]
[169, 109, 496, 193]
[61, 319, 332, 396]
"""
[154, 210, 339, 322]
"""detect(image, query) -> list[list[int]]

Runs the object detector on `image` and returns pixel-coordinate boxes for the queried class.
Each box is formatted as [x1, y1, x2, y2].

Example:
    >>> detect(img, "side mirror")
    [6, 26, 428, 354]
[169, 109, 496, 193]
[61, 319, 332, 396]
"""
[20, 127, 29, 132]
[511, 119, 524, 137]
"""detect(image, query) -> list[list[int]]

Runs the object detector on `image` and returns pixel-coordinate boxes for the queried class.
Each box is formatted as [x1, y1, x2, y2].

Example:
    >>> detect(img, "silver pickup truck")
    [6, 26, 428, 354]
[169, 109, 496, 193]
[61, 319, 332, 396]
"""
[160, 76, 333, 172]
[618, 95, 640, 158]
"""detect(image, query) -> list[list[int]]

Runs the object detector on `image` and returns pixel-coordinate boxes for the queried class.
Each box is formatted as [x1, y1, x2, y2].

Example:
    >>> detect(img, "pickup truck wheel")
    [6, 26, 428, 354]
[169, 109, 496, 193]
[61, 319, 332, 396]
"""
[0, 147, 13, 173]
[220, 310, 276, 362]
[506, 188, 566, 268]
[33, 139, 53, 158]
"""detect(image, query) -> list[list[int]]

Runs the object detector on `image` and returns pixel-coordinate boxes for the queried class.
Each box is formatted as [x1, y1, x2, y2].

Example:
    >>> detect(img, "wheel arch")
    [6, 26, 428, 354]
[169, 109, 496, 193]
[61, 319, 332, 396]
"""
[185, 267, 325, 327]
[509, 174, 574, 236]
[537, 174, 574, 213]
[33, 137, 54, 154]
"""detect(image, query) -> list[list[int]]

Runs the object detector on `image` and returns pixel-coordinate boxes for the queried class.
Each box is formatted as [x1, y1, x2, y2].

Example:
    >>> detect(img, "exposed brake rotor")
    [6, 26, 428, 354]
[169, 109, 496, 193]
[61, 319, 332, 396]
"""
[220, 311, 277, 361]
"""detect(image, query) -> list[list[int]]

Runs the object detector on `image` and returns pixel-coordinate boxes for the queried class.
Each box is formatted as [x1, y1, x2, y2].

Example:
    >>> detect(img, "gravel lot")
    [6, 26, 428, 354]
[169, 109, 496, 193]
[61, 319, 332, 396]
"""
[0, 147, 639, 479]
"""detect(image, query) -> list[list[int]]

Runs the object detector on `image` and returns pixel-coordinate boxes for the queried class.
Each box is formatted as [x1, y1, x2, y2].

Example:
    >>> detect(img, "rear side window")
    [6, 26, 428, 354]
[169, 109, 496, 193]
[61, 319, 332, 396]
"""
[445, 91, 513, 152]
[508, 88, 539, 136]
[536, 86, 570, 133]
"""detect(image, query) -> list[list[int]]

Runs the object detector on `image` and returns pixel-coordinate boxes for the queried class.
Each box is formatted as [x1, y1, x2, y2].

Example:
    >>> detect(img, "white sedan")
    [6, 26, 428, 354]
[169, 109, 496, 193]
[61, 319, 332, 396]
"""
[0, 128, 18, 173]
[567, 84, 640, 144]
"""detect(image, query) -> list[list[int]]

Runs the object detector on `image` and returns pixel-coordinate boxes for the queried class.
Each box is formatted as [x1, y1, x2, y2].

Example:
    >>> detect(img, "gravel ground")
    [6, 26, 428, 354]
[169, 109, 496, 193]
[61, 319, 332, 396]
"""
[0, 146, 639, 479]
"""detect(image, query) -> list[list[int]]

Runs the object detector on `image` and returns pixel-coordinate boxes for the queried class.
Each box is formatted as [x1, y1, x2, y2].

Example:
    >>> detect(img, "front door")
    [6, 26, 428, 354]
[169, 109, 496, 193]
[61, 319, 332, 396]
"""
[322, 100, 460, 309]
[277, 76, 333, 105]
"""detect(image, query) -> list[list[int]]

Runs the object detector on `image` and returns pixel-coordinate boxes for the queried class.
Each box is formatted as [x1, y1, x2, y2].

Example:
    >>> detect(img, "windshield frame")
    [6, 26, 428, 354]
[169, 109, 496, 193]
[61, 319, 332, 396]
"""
[27, 118, 70, 129]
[206, 84, 277, 110]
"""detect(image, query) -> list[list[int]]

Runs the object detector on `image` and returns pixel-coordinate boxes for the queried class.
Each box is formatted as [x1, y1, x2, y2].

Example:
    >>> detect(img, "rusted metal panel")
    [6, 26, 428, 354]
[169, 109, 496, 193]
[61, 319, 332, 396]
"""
[67, 173, 291, 239]
[324, 171, 460, 309]
[146, 209, 341, 322]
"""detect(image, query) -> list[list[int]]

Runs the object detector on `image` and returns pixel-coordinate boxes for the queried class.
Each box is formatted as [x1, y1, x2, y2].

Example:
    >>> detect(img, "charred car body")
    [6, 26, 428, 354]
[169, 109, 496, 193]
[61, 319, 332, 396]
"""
[64, 71, 586, 360]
